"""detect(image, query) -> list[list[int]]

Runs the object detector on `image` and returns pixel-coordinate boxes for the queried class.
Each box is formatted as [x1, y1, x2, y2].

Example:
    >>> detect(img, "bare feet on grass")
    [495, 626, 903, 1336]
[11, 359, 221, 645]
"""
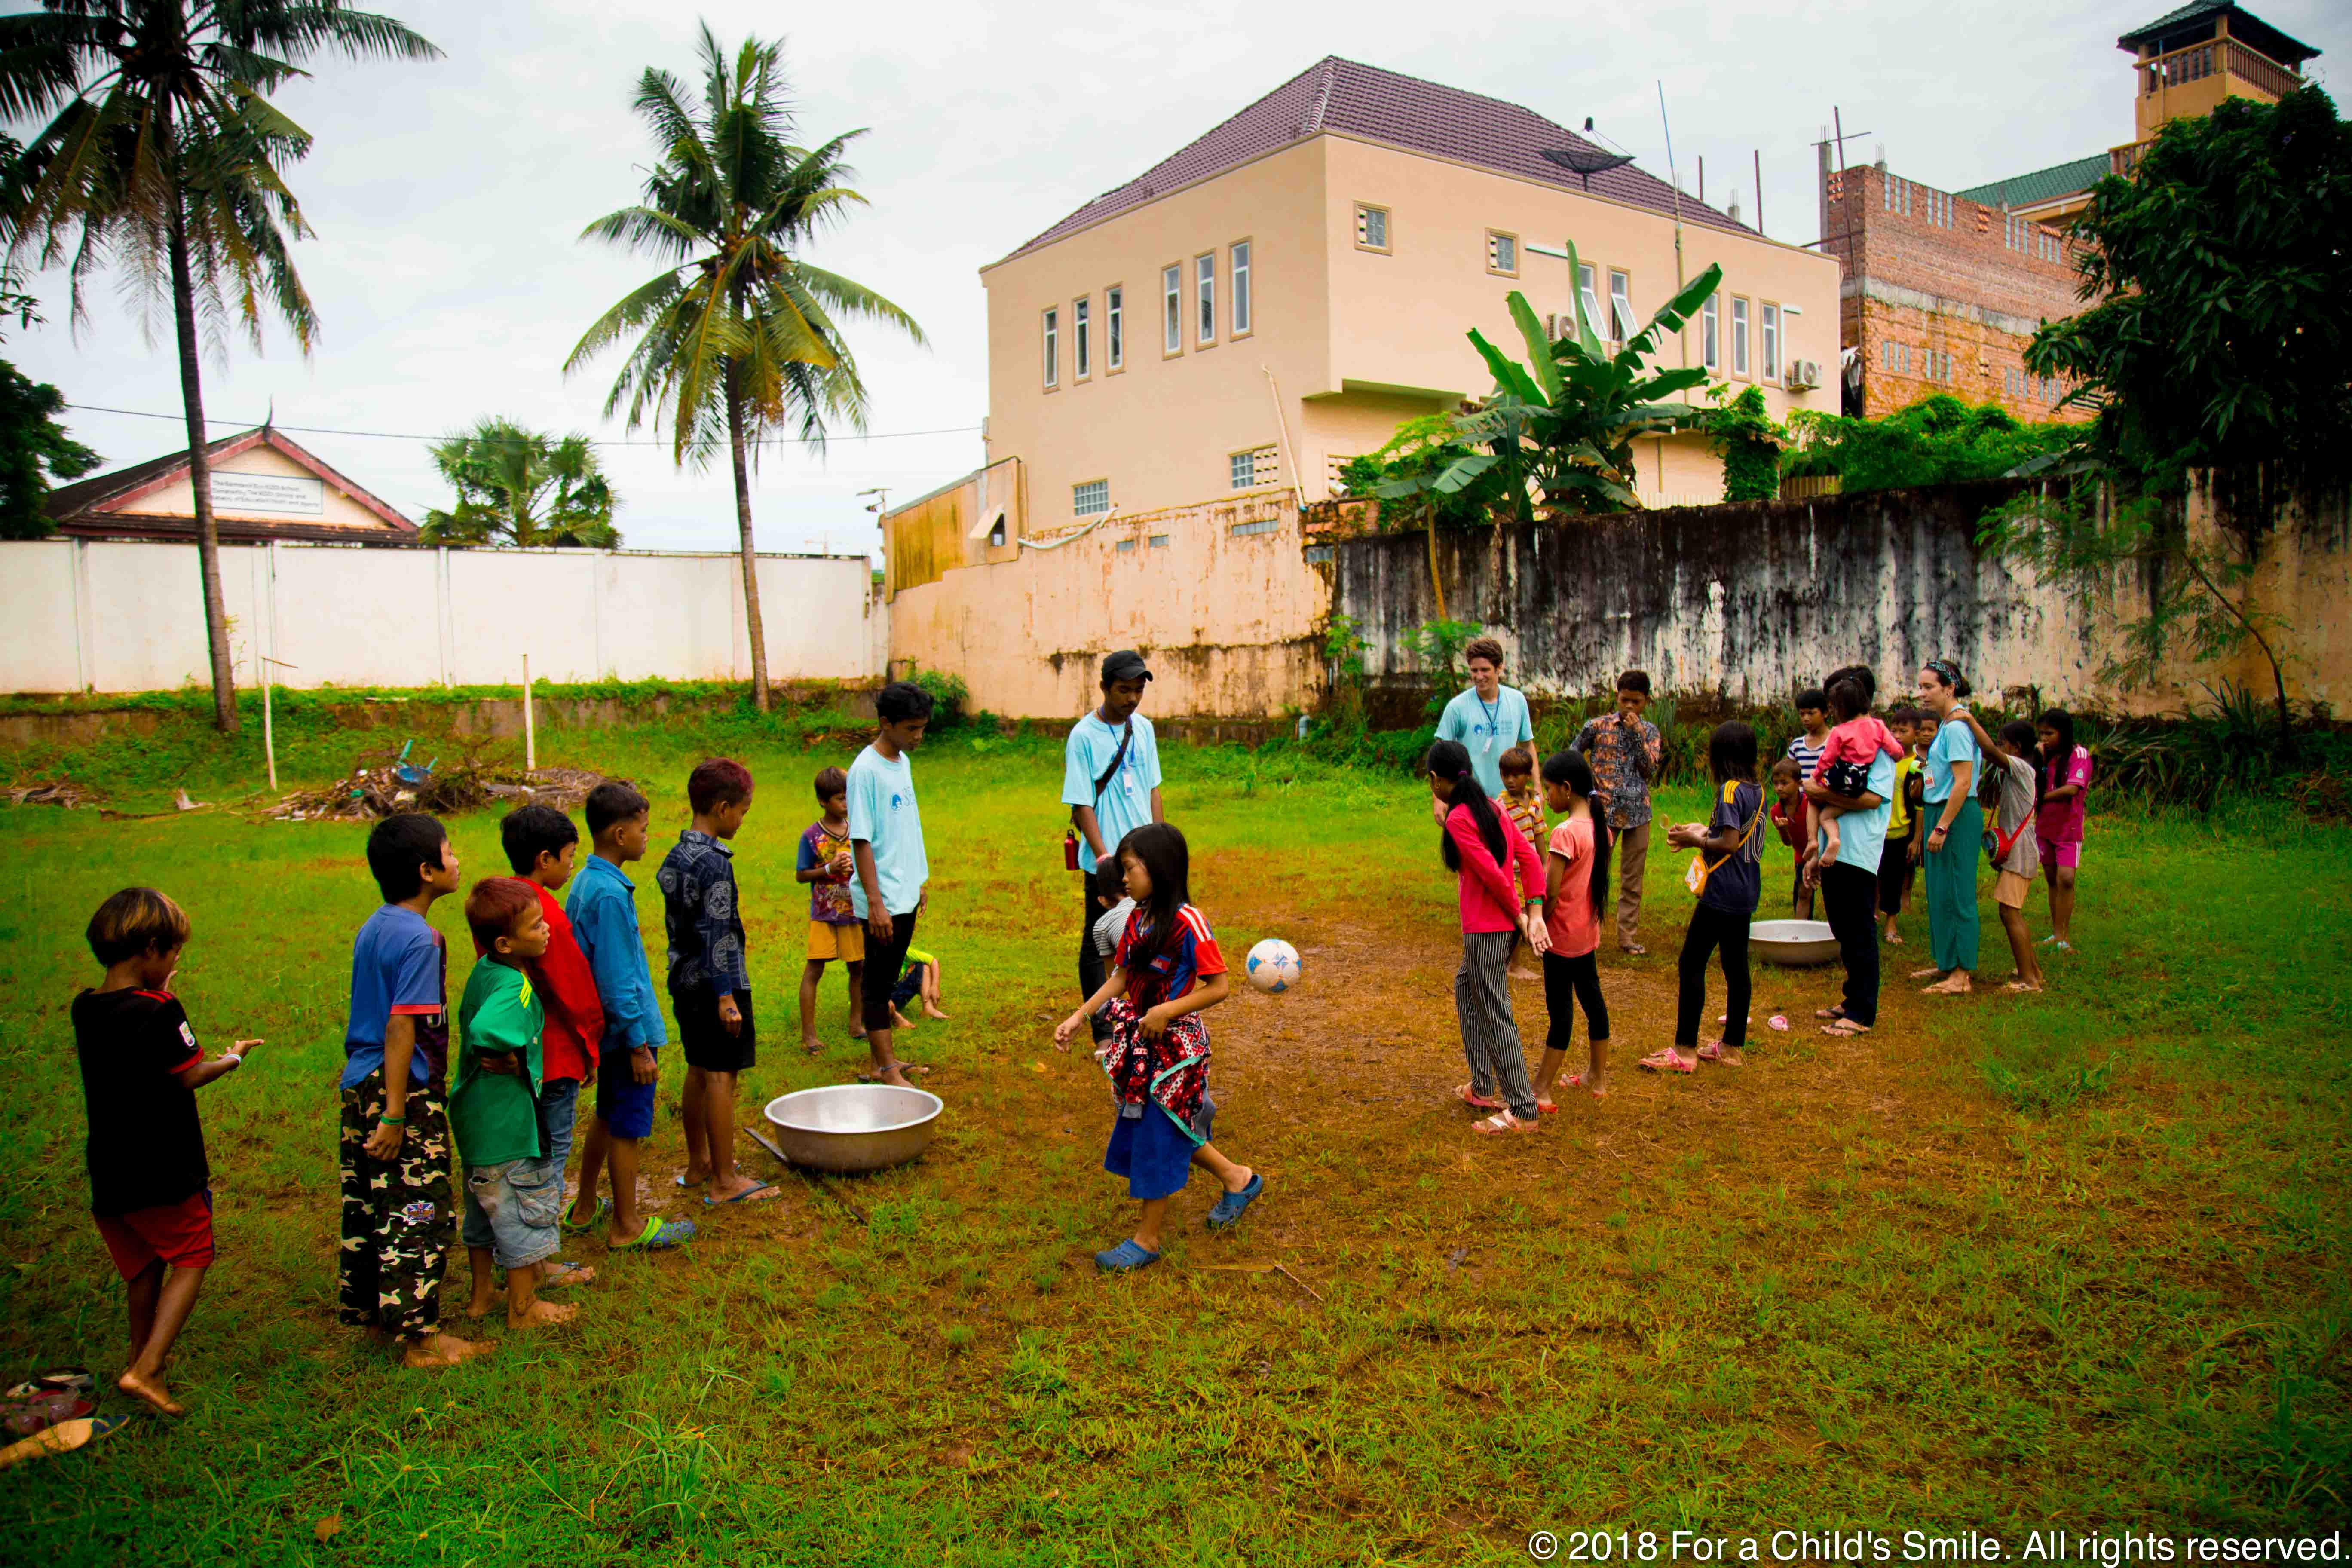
[922, 1001, 952, 1021]
[1909, 965, 1946, 981]
[1923, 972, 1974, 995]
[509, 1298, 576, 1330]
[117, 1368, 184, 1416]
[890, 1006, 916, 1031]
[402, 1332, 491, 1370]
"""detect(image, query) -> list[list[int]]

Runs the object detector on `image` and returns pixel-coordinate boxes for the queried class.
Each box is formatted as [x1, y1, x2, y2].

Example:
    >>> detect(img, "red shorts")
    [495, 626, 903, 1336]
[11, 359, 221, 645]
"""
[2036, 835, 2082, 870]
[94, 1191, 215, 1278]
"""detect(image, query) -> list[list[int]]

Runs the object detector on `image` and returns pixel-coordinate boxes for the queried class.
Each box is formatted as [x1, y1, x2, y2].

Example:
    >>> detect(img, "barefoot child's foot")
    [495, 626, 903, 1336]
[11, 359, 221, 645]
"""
[922, 1004, 952, 1021]
[1909, 965, 1945, 981]
[1923, 973, 1974, 995]
[1507, 966, 1540, 983]
[401, 1332, 491, 1370]
[116, 1369, 184, 1416]
[509, 1298, 576, 1329]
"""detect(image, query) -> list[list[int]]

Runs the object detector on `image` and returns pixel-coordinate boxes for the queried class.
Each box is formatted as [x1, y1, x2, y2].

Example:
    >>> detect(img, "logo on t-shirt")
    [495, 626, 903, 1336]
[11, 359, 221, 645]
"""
[178, 1020, 196, 1050]
[890, 793, 905, 811]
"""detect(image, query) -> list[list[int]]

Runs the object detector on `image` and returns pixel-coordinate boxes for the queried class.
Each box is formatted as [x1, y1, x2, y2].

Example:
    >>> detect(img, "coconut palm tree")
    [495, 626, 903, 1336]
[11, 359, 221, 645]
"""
[568, 25, 923, 712]
[0, 1, 439, 731]
[420, 418, 619, 549]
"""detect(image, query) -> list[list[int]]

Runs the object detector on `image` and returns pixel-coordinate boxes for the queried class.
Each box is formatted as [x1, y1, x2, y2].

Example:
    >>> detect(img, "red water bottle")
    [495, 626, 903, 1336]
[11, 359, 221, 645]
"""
[1063, 830, 1080, 872]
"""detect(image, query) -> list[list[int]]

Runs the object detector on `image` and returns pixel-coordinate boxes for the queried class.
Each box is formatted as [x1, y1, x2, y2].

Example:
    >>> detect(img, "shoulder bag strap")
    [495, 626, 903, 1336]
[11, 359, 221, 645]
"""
[1092, 719, 1135, 802]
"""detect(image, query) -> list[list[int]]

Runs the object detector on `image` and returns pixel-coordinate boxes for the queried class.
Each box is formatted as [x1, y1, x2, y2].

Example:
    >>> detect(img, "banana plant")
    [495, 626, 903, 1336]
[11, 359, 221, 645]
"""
[1436, 243, 1724, 514]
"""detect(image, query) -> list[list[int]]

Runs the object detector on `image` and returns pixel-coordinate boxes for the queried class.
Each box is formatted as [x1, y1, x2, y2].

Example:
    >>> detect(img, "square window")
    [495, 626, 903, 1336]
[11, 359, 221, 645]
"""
[1355, 203, 1390, 252]
[1073, 296, 1090, 380]
[1196, 252, 1216, 344]
[1230, 241, 1252, 335]
[1106, 286, 1123, 370]
[1162, 264, 1182, 354]
[1041, 306, 1057, 388]
[1487, 230, 1518, 276]
[1073, 479, 1109, 517]
[1608, 270, 1634, 341]
[1731, 297, 1750, 376]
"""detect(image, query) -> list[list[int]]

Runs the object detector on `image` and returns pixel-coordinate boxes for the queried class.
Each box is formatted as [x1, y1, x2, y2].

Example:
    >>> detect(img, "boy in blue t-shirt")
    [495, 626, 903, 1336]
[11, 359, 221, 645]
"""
[848, 680, 935, 1089]
[338, 813, 487, 1371]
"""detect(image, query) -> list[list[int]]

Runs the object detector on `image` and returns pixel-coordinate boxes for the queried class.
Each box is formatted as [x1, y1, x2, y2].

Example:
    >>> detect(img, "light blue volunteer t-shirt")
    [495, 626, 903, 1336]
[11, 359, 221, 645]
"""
[846, 743, 929, 918]
[1060, 710, 1163, 872]
[1822, 750, 1899, 873]
[1434, 684, 1534, 799]
[1923, 713, 1981, 803]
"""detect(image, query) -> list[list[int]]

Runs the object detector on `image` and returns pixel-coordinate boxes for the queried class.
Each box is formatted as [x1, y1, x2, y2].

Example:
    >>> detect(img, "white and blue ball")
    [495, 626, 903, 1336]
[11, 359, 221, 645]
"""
[1245, 938, 1302, 995]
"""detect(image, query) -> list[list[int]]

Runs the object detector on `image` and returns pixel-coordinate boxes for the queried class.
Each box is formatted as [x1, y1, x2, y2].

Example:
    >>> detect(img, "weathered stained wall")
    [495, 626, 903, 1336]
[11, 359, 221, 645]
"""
[886, 491, 1328, 719]
[1330, 479, 2352, 714]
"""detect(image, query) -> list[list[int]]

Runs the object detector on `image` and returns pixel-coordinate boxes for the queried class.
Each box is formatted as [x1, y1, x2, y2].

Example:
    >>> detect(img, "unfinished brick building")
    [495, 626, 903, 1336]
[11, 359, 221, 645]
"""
[1821, 0, 2318, 422]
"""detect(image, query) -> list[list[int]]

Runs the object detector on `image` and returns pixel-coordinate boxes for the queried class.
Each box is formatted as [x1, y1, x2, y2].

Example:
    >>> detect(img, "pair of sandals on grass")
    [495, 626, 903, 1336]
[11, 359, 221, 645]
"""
[1454, 1080, 1599, 1135]
[0, 1367, 138, 1471]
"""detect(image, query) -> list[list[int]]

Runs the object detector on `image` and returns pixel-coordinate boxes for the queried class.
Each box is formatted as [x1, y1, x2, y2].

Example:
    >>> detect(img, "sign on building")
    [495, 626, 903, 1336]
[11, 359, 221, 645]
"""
[210, 470, 326, 516]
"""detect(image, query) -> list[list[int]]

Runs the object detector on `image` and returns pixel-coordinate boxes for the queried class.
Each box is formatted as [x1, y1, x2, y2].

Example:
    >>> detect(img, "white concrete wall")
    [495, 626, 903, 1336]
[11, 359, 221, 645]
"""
[0, 539, 878, 693]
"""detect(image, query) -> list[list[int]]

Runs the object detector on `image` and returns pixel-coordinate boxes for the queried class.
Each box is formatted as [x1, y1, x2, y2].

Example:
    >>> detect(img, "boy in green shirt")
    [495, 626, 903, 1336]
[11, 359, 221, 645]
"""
[454, 878, 576, 1330]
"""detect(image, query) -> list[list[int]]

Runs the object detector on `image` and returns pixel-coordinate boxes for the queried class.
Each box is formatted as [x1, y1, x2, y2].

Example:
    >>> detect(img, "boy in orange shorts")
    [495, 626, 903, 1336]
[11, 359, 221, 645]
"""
[73, 888, 262, 1414]
[796, 765, 866, 1053]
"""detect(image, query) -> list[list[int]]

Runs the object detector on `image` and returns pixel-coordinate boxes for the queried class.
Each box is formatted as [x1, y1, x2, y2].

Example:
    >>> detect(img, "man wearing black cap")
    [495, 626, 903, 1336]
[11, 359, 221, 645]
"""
[1061, 650, 1164, 1041]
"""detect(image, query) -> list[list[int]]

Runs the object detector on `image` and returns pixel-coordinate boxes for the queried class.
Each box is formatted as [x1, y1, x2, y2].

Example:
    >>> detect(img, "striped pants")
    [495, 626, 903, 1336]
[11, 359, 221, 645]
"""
[1455, 931, 1537, 1121]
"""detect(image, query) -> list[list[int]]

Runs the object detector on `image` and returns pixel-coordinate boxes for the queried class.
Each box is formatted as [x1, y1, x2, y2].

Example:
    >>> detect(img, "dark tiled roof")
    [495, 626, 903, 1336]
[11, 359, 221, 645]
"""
[46, 424, 417, 537]
[999, 56, 1752, 263]
[1956, 153, 2110, 209]
[2116, 1, 2318, 64]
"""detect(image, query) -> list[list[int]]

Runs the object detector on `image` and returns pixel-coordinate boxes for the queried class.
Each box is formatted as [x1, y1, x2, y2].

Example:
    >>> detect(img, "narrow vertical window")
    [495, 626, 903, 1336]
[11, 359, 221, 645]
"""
[1196, 253, 1215, 344]
[1761, 302, 1781, 381]
[1162, 264, 1181, 354]
[1073, 297, 1090, 379]
[1230, 241, 1252, 335]
[1577, 263, 1601, 338]
[1608, 270, 1634, 342]
[1106, 286, 1123, 370]
[1731, 297, 1750, 376]
[1042, 307, 1058, 388]
[1701, 294, 1719, 372]
[1486, 231, 1518, 275]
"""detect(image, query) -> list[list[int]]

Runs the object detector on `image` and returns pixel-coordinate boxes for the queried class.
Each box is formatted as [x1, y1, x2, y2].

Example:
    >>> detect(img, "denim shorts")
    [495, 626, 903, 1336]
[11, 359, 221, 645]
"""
[462, 1158, 562, 1270]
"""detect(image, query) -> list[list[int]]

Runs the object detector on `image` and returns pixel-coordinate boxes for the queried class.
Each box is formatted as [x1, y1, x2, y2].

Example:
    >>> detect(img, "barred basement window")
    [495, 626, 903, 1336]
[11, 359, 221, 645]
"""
[1073, 479, 1109, 517]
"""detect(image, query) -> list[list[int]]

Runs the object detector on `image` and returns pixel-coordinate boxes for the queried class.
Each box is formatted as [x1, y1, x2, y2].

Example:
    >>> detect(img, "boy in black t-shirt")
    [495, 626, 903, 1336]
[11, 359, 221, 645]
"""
[72, 888, 260, 1416]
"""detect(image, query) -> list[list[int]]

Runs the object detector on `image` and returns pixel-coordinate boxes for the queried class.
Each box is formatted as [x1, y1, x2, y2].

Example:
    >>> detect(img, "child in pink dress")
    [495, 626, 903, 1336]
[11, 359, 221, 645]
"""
[1809, 677, 1906, 868]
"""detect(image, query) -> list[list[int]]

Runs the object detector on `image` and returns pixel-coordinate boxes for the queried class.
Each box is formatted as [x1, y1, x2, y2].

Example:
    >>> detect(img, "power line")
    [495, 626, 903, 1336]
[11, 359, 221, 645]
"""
[63, 401, 981, 447]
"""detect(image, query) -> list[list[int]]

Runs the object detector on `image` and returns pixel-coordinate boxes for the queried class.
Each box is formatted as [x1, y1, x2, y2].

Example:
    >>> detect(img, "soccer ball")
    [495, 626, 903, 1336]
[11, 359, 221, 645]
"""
[1244, 939, 1301, 994]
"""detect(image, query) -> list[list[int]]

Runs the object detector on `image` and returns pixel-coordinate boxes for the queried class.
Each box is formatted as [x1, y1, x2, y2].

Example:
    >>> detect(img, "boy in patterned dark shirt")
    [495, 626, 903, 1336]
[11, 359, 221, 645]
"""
[658, 759, 776, 1207]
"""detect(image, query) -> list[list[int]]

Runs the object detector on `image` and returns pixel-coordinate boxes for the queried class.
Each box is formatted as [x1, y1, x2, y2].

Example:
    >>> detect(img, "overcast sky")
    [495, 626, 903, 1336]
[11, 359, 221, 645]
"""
[6, 0, 2343, 559]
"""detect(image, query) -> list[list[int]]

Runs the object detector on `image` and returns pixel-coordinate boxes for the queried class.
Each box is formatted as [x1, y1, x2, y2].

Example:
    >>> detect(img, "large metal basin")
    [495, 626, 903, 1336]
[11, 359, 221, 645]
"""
[1750, 919, 1841, 967]
[761, 1085, 942, 1174]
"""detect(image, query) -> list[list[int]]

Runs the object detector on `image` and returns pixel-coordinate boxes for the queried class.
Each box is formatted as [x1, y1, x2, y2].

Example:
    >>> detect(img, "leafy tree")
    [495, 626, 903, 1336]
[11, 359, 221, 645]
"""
[0, 1, 439, 730]
[1334, 415, 1508, 618]
[420, 419, 619, 549]
[0, 353, 98, 537]
[568, 26, 924, 713]
[1981, 86, 2352, 751]
[1437, 244, 1718, 514]
[1782, 395, 2074, 493]
[1698, 384, 1782, 502]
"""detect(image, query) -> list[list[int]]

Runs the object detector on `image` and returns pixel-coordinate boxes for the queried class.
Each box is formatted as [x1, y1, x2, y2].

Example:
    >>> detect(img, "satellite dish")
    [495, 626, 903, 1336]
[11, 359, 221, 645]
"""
[1541, 145, 1636, 190]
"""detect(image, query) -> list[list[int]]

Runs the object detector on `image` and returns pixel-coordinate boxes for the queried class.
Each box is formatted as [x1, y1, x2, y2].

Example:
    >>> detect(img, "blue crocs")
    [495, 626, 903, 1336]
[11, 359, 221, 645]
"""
[1205, 1172, 1264, 1231]
[1094, 1239, 1162, 1273]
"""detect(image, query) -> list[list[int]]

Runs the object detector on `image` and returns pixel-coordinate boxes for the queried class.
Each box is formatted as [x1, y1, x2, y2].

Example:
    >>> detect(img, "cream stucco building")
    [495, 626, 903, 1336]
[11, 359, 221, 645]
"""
[961, 56, 1840, 536]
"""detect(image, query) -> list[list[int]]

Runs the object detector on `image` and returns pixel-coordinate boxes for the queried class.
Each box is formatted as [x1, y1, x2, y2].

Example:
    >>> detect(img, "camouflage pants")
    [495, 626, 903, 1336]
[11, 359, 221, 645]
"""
[337, 1070, 453, 1341]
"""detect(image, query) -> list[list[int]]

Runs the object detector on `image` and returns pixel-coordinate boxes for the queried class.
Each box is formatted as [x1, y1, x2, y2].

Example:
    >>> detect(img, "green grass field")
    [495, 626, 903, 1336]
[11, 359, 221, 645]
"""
[0, 722, 2346, 1564]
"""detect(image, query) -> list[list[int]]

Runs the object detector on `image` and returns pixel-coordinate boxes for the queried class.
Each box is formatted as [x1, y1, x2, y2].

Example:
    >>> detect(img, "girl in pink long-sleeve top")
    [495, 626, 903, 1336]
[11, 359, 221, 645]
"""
[1425, 740, 1549, 1136]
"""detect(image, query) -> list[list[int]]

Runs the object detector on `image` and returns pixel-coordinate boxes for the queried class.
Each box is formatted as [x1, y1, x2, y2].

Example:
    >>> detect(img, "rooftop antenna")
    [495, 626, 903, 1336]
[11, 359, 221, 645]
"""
[1540, 114, 1635, 190]
[1656, 80, 1688, 373]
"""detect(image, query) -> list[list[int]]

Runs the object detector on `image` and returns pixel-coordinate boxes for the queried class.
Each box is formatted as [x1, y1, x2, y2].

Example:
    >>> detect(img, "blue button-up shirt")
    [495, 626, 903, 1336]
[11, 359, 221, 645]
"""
[565, 852, 668, 1054]
[655, 829, 750, 997]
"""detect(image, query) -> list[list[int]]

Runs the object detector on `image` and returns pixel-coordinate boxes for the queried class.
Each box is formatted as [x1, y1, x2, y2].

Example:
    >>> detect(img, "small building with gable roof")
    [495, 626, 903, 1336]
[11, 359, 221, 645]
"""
[45, 423, 419, 545]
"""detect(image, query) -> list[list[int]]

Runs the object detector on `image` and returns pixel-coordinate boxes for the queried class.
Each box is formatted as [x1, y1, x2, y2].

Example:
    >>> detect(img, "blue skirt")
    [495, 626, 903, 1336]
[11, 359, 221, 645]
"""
[1103, 1096, 1215, 1201]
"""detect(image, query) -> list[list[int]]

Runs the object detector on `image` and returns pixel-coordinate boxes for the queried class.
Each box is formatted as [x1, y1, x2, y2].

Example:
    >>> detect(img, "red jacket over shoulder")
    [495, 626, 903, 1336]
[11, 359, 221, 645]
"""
[472, 883, 605, 1085]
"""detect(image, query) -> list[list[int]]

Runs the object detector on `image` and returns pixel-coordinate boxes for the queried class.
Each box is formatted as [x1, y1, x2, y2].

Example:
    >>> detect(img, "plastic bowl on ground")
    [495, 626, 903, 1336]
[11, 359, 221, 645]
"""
[1749, 919, 1841, 967]
[760, 1084, 943, 1174]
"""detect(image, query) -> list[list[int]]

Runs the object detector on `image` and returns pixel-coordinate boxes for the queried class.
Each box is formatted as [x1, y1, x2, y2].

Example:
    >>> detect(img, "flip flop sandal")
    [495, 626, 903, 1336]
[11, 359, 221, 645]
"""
[1822, 1020, 1873, 1035]
[1470, 1111, 1535, 1136]
[1565, 1072, 1606, 1100]
[1456, 1084, 1504, 1110]
[539, 1260, 594, 1289]
[2, 1393, 94, 1438]
[562, 1197, 611, 1234]
[1636, 1050, 1696, 1074]
[672, 1173, 703, 1189]
[610, 1216, 697, 1251]
[1814, 1006, 1846, 1020]
[5, 1367, 93, 1400]
[1696, 1042, 1742, 1063]
[1533, 1095, 1559, 1115]
[857, 1063, 931, 1083]
[704, 1182, 781, 1207]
